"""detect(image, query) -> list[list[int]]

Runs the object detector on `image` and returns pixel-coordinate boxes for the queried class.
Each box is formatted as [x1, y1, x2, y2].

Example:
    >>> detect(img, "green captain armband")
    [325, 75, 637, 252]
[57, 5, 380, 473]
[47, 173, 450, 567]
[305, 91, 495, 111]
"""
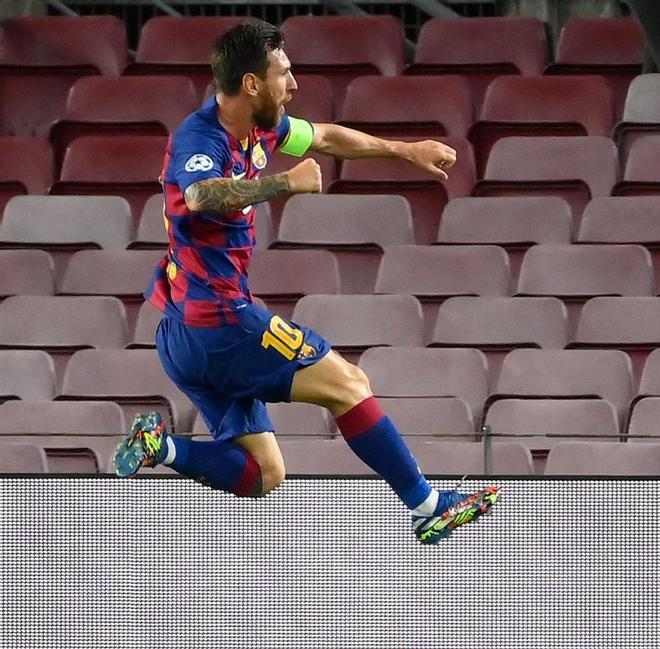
[279, 116, 314, 157]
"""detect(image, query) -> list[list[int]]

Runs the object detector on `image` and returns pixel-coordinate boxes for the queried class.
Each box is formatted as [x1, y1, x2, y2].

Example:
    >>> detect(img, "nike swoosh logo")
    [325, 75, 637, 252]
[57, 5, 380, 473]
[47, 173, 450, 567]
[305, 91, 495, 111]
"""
[232, 170, 247, 180]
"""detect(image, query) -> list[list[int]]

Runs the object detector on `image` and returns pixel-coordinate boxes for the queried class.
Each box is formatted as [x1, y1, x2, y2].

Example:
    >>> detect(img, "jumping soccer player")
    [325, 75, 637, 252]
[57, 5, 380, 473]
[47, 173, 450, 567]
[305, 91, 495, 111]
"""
[113, 19, 500, 543]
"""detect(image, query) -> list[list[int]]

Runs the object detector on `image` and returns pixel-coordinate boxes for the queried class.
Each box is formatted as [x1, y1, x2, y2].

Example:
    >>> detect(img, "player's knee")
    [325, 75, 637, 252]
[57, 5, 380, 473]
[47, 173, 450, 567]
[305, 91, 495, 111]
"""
[335, 363, 372, 409]
[259, 459, 286, 496]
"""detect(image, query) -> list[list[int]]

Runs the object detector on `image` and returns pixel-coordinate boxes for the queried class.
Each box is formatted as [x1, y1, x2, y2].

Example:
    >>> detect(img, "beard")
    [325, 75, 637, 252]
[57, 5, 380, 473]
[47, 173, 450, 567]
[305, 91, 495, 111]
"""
[253, 98, 282, 131]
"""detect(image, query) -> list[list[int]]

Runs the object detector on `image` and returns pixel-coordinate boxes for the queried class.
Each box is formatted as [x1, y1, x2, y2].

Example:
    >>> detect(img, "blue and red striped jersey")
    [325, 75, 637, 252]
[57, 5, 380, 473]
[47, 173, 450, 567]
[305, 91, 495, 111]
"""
[145, 95, 291, 327]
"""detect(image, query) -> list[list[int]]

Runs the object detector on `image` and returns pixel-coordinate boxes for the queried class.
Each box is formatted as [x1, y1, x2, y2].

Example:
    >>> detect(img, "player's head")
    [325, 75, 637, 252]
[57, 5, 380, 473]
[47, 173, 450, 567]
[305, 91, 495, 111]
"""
[212, 20, 297, 130]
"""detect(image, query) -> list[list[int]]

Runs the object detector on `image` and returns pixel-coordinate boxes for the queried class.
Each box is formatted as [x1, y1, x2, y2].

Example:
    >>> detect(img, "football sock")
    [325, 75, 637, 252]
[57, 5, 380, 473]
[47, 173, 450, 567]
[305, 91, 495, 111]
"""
[167, 436, 262, 496]
[335, 396, 437, 512]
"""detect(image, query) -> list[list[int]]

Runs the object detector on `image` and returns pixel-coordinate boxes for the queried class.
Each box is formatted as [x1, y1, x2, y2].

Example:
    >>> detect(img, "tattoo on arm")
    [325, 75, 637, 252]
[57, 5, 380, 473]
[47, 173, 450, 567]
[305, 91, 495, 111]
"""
[185, 174, 290, 213]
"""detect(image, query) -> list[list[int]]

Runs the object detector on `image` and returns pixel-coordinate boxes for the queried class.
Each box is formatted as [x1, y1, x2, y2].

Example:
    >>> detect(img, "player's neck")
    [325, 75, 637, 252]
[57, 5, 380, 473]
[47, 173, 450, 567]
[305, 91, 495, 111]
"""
[216, 93, 254, 142]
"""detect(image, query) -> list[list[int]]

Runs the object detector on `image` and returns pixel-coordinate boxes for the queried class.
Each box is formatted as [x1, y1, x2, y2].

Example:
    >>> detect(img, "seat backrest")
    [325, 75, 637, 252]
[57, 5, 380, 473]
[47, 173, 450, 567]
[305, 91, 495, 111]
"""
[277, 194, 413, 247]
[0, 400, 125, 435]
[59, 250, 163, 297]
[414, 17, 548, 75]
[483, 136, 618, 198]
[278, 439, 376, 475]
[378, 397, 475, 437]
[340, 75, 473, 137]
[249, 249, 340, 297]
[133, 193, 167, 248]
[0, 443, 48, 473]
[267, 402, 335, 437]
[0, 16, 128, 74]
[358, 347, 488, 418]
[286, 75, 335, 123]
[554, 18, 643, 65]
[281, 16, 404, 75]
[59, 135, 168, 183]
[573, 297, 660, 346]
[431, 297, 568, 349]
[130, 301, 161, 348]
[578, 196, 660, 243]
[0, 350, 55, 400]
[62, 75, 198, 132]
[639, 348, 660, 395]
[495, 349, 634, 419]
[1, 195, 133, 250]
[544, 441, 660, 475]
[621, 134, 660, 183]
[291, 295, 424, 348]
[0, 137, 53, 193]
[134, 16, 245, 63]
[478, 75, 613, 135]
[621, 73, 660, 122]
[516, 244, 654, 298]
[0, 295, 128, 349]
[0, 250, 55, 298]
[438, 196, 572, 245]
[627, 397, 660, 440]
[375, 245, 511, 298]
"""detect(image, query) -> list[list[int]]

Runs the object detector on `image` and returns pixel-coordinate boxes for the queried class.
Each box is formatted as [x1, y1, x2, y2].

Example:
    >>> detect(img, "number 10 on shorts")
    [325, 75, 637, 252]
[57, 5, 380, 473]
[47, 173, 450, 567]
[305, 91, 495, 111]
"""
[261, 316, 303, 360]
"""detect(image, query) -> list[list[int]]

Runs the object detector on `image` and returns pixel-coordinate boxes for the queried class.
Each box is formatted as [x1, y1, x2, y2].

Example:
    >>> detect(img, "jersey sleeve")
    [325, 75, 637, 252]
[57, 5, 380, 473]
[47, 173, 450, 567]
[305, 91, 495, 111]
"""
[166, 126, 231, 194]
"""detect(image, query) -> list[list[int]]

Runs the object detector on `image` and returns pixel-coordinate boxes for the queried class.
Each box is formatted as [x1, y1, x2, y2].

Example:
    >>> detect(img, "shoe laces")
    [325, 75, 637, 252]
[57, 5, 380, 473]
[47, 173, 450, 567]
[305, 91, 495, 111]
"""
[438, 475, 470, 511]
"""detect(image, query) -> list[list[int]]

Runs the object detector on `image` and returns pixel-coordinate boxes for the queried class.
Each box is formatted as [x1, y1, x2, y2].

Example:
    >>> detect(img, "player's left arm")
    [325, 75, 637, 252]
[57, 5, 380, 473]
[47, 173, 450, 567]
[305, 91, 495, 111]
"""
[309, 122, 457, 181]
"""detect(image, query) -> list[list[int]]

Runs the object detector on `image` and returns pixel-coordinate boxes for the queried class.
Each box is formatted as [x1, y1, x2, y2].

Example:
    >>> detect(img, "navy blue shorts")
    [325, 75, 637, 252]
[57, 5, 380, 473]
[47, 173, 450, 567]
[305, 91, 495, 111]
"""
[155, 303, 331, 442]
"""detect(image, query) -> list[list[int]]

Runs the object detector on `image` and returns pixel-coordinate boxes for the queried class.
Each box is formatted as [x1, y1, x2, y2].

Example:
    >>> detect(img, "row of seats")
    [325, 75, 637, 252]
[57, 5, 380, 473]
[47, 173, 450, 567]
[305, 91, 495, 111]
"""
[0, 14, 644, 133]
[4, 134, 660, 243]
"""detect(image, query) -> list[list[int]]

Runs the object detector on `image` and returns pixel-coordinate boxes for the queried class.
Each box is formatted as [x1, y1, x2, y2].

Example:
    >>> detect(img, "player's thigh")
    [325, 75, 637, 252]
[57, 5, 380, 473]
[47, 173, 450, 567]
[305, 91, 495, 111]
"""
[235, 431, 285, 487]
[290, 349, 372, 416]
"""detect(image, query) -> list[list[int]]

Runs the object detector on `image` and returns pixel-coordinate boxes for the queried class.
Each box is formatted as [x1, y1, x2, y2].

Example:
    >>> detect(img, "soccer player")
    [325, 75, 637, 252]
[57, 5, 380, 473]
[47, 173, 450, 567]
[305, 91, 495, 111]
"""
[113, 19, 500, 543]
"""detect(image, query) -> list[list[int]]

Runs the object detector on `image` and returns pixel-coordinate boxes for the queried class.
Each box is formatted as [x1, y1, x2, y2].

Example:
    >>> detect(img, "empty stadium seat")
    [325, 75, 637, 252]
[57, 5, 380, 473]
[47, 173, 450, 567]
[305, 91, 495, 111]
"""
[638, 348, 660, 398]
[281, 15, 405, 112]
[0, 400, 125, 473]
[284, 74, 334, 123]
[614, 74, 660, 161]
[129, 193, 167, 249]
[49, 75, 197, 171]
[269, 402, 335, 438]
[545, 18, 643, 118]
[125, 16, 244, 99]
[0, 350, 56, 401]
[485, 398, 620, 451]
[0, 250, 55, 298]
[612, 134, 660, 196]
[273, 194, 413, 293]
[50, 135, 167, 218]
[470, 75, 614, 175]
[0, 16, 128, 136]
[627, 397, 660, 442]
[544, 441, 660, 475]
[358, 347, 489, 421]
[278, 438, 376, 475]
[128, 300, 161, 349]
[329, 136, 476, 244]
[0, 137, 54, 217]
[339, 75, 473, 139]
[407, 17, 548, 111]
[473, 137, 619, 232]
[490, 349, 634, 423]
[0, 443, 48, 473]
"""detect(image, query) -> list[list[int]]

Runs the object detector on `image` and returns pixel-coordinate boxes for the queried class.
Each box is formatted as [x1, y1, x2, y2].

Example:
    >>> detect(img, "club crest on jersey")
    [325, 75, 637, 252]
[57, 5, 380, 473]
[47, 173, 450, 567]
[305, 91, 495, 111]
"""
[184, 154, 214, 172]
[252, 142, 267, 170]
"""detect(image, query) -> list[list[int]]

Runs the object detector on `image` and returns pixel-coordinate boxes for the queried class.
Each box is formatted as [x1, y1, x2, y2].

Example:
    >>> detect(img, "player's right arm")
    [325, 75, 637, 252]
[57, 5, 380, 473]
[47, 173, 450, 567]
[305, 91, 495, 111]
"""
[184, 158, 321, 214]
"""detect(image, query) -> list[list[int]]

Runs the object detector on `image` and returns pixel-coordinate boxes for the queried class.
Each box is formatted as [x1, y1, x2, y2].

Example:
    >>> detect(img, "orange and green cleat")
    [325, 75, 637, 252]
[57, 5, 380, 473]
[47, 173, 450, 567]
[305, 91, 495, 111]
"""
[113, 411, 169, 478]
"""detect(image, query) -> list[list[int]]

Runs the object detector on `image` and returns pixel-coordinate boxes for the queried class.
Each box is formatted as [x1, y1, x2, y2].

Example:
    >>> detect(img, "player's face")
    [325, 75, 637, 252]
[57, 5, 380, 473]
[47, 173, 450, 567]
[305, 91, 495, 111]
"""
[253, 48, 297, 130]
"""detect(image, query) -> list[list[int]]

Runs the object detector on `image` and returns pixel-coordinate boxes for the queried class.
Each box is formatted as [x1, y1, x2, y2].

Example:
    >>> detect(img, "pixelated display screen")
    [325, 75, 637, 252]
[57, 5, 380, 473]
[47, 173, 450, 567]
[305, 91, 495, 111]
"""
[1, 476, 658, 649]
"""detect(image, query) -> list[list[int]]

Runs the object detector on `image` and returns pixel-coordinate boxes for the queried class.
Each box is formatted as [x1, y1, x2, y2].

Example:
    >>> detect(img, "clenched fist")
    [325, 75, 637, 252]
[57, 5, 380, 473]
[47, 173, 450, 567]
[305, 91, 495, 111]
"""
[285, 158, 322, 194]
[403, 140, 457, 181]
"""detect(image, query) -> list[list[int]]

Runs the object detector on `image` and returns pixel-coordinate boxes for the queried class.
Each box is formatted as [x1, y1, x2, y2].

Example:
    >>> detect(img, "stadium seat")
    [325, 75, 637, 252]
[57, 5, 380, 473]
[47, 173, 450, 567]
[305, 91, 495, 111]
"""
[291, 295, 424, 363]
[470, 75, 614, 176]
[281, 15, 405, 112]
[0, 16, 128, 136]
[128, 193, 168, 249]
[329, 136, 476, 244]
[406, 17, 548, 112]
[614, 74, 660, 162]
[0, 443, 48, 473]
[249, 249, 340, 318]
[284, 74, 334, 123]
[544, 441, 660, 475]
[358, 347, 489, 421]
[49, 75, 197, 171]
[545, 18, 643, 119]
[0, 250, 55, 298]
[0, 137, 54, 218]
[50, 135, 167, 219]
[129, 300, 161, 349]
[485, 398, 621, 452]
[637, 348, 660, 398]
[627, 397, 660, 442]
[338, 75, 473, 139]
[273, 194, 413, 293]
[124, 16, 244, 99]
[0, 350, 56, 402]
[0, 400, 125, 473]
[278, 438, 376, 475]
[612, 134, 660, 196]
[490, 348, 634, 424]
[569, 297, 660, 382]
[473, 136, 619, 233]
[57, 348, 195, 433]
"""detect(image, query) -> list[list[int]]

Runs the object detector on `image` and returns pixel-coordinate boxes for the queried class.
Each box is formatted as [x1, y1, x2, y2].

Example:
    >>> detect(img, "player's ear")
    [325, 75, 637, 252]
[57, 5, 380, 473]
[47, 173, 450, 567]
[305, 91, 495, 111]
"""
[242, 72, 260, 97]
